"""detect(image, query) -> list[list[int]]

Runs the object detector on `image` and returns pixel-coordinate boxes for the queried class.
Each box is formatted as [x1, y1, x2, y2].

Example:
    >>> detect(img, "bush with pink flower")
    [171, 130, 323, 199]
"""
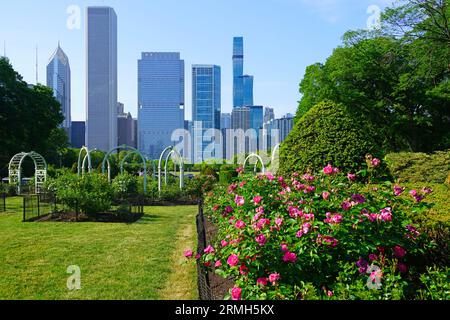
[189, 161, 449, 300]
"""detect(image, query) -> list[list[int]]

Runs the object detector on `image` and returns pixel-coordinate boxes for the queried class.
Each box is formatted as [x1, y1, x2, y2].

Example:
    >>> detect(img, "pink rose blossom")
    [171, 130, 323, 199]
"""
[269, 273, 280, 284]
[394, 185, 405, 196]
[280, 244, 288, 252]
[235, 195, 245, 206]
[323, 164, 334, 175]
[221, 240, 228, 247]
[282, 251, 297, 263]
[235, 220, 246, 229]
[322, 191, 330, 200]
[275, 218, 283, 226]
[257, 278, 268, 286]
[371, 158, 381, 167]
[231, 287, 242, 300]
[239, 264, 249, 275]
[369, 254, 378, 261]
[341, 201, 352, 211]
[215, 260, 222, 268]
[409, 189, 418, 197]
[195, 253, 202, 260]
[225, 206, 234, 214]
[255, 234, 267, 246]
[253, 196, 263, 204]
[393, 245, 406, 258]
[347, 173, 357, 181]
[327, 290, 334, 297]
[265, 172, 275, 181]
[184, 250, 193, 258]
[204, 245, 215, 254]
[227, 254, 239, 267]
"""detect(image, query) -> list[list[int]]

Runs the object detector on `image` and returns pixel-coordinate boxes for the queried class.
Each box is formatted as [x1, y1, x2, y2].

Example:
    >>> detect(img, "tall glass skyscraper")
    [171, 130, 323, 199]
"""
[233, 37, 244, 108]
[192, 65, 221, 163]
[47, 43, 71, 141]
[86, 7, 117, 151]
[138, 52, 185, 159]
[242, 75, 254, 106]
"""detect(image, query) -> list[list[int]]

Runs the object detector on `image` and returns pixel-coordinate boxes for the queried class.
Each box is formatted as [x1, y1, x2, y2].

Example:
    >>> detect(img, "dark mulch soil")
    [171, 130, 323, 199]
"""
[204, 217, 235, 300]
[32, 211, 143, 223]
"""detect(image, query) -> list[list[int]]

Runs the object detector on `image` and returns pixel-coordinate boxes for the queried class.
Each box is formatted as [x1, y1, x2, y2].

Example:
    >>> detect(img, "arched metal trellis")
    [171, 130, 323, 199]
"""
[8, 151, 47, 194]
[102, 145, 147, 194]
[158, 146, 184, 192]
[268, 143, 280, 174]
[77, 146, 92, 176]
[243, 153, 266, 174]
[120, 152, 155, 179]
[81, 149, 111, 179]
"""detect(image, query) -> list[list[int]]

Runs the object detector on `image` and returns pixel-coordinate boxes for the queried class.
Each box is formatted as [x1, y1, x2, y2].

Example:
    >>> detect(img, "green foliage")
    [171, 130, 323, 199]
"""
[385, 151, 450, 184]
[112, 173, 138, 199]
[47, 173, 113, 216]
[417, 267, 450, 300]
[218, 169, 238, 184]
[0, 58, 67, 174]
[294, 0, 450, 152]
[185, 173, 218, 200]
[280, 100, 386, 175]
[200, 165, 444, 300]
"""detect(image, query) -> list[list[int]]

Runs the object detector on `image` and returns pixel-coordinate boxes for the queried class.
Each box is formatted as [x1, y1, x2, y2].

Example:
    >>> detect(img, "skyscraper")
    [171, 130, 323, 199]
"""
[233, 37, 244, 108]
[192, 65, 221, 163]
[138, 52, 185, 159]
[86, 6, 117, 151]
[117, 102, 134, 147]
[71, 121, 85, 148]
[242, 75, 254, 107]
[264, 107, 275, 123]
[47, 43, 71, 141]
[220, 113, 231, 129]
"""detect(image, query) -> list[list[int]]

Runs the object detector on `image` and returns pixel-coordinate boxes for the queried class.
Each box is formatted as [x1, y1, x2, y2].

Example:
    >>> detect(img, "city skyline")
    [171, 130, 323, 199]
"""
[0, 0, 395, 122]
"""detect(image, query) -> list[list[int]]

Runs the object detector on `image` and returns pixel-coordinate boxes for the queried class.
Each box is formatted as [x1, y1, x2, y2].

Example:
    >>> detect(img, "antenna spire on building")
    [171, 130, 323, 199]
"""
[35, 45, 39, 84]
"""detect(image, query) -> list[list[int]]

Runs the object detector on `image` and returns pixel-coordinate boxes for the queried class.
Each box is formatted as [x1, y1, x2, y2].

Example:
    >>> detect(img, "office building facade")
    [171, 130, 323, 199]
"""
[71, 121, 85, 148]
[192, 65, 221, 163]
[47, 44, 71, 141]
[138, 52, 185, 159]
[86, 6, 118, 151]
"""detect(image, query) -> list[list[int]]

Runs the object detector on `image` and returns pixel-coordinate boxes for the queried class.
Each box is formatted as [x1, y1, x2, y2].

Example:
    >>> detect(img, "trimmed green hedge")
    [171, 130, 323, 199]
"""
[279, 100, 388, 175]
[385, 151, 450, 184]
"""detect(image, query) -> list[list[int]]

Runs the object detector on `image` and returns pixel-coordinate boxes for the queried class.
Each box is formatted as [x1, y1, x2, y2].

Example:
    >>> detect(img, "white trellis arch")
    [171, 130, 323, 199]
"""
[243, 153, 266, 174]
[158, 146, 184, 192]
[77, 146, 92, 176]
[268, 143, 280, 174]
[8, 151, 47, 194]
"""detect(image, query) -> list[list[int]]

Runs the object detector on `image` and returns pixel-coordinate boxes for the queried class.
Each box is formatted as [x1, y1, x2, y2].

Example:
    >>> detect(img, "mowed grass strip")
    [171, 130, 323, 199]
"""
[0, 197, 198, 300]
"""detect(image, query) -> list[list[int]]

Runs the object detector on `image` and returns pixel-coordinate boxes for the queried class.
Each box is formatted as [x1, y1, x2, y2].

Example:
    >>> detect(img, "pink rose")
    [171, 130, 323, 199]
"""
[394, 185, 404, 196]
[204, 245, 215, 254]
[347, 173, 356, 181]
[255, 234, 267, 246]
[253, 196, 263, 204]
[225, 206, 234, 214]
[327, 290, 334, 297]
[322, 191, 330, 200]
[235, 195, 245, 206]
[323, 164, 333, 175]
[275, 218, 283, 226]
[184, 250, 193, 258]
[231, 287, 242, 300]
[280, 244, 288, 252]
[369, 254, 378, 261]
[269, 273, 280, 284]
[227, 254, 239, 267]
[215, 260, 222, 268]
[393, 245, 406, 258]
[221, 240, 228, 247]
[235, 220, 246, 229]
[371, 158, 381, 167]
[409, 189, 418, 197]
[282, 251, 297, 263]
[257, 278, 268, 286]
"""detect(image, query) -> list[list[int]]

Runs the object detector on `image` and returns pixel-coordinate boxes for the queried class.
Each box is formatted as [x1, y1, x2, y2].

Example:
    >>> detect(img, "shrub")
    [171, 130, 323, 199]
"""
[385, 151, 450, 184]
[219, 170, 238, 184]
[279, 100, 388, 176]
[112, 172, 138, 199]
[191, 161, 446, 300]
[47, 173, 113, 216]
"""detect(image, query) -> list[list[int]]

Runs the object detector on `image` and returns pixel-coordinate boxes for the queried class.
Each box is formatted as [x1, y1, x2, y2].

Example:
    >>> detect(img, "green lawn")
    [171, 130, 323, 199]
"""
[0, 197, 198, 300]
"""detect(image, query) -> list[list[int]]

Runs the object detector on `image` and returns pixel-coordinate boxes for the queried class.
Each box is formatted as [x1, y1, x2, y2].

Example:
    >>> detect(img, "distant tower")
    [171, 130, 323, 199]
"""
[47, 43, 71, 141]
[86, 6, 118, 151]
[233, 37, 244, 108]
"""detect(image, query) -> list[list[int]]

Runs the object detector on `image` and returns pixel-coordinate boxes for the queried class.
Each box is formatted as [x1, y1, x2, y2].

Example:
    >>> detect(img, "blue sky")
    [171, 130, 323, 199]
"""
[0, 0, 394, 121]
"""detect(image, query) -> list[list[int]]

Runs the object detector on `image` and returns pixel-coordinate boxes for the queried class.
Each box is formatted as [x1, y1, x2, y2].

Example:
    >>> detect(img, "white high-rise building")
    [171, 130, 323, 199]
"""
[86, 6, 117, 151]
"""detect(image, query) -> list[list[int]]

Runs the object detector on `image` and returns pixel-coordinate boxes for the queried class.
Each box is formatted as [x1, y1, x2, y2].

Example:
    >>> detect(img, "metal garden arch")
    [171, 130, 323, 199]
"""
[77, 146, 92, 176]
[158, 146, 184, 192]
[243, 153, 266, 174]
[8, 151, 47, 194]
[102, 145, 147, 194]
[268, 143, 280, 174]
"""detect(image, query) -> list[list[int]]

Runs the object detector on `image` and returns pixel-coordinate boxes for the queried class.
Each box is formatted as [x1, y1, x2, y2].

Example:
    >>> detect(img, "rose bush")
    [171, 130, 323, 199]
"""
[187, 161, 448, 300]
